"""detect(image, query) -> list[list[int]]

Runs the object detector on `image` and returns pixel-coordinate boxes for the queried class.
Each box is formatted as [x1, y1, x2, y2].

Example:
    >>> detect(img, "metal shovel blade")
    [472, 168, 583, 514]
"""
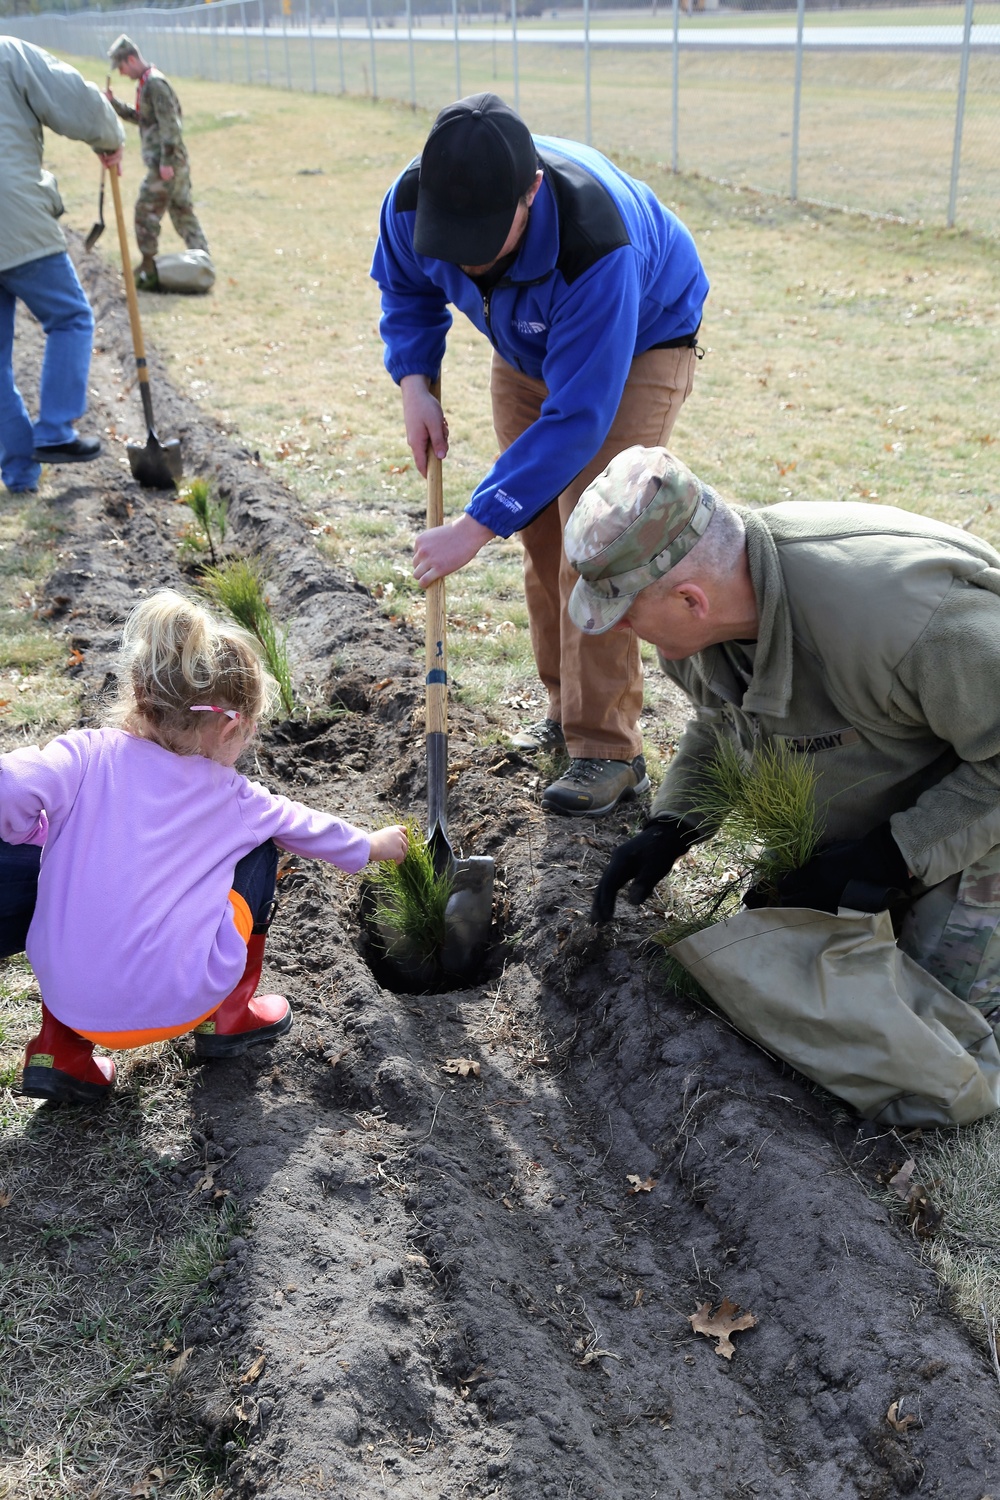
[441, 854, 496, 981]
[84, 166, 105, 252]
[127, 430, 183, 490]
[428, 814, 495, 982]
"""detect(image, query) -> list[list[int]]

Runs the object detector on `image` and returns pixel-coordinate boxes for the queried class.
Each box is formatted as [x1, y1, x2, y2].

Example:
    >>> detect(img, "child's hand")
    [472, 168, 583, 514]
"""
[369, 824, 409, 865]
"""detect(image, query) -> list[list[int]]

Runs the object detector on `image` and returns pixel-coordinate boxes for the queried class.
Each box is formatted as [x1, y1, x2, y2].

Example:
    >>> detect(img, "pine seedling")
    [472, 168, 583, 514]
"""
[201, 557, 295, 715]
[180, 477, 228, 564]
[689, 736, 823, 889]
[368, 819, 453, 965]
[653, 737, 824, 985]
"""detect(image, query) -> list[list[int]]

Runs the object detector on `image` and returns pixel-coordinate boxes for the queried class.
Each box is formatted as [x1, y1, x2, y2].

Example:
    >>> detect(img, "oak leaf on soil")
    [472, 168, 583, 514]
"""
[688, 1297, 758, 1359]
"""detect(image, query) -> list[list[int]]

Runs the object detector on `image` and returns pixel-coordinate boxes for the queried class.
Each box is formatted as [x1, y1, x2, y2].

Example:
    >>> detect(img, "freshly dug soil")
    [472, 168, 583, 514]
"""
[5, 240, 999, 1500]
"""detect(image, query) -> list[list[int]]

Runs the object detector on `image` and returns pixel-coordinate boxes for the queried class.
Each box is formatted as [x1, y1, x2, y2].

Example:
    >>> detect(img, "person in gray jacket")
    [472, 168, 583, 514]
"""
[0, 38, 123, 494]
[570, 445, 1000, 1014]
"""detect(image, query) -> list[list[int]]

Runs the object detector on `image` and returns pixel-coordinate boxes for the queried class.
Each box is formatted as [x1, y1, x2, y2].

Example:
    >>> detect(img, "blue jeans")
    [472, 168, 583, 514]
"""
[232, 840, 279, 933]
[0, 251, 95, 492]
[0, 838, 279, 961]
[0, 840, 42, 960]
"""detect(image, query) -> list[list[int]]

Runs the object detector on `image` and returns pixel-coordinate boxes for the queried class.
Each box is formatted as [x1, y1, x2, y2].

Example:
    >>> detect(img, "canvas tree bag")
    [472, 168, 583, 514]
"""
[670, 904, 1000, 1128]
[154, 249, 215, 294]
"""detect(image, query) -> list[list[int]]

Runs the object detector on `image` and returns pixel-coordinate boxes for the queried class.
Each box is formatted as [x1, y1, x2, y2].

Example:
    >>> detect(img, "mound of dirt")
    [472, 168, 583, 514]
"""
[6, 240, 999, 1499]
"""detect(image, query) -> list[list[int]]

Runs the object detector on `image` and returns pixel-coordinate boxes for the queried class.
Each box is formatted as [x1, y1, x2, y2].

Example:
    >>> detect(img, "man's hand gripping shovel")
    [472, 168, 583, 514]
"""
[424, 377, 495, 980]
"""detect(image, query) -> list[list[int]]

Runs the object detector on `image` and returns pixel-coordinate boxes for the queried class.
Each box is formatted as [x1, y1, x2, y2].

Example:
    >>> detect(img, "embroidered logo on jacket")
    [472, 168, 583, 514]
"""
[514, 320, 547, 335]
[778, 728, 861, 754]
[494, 489, 523, 514]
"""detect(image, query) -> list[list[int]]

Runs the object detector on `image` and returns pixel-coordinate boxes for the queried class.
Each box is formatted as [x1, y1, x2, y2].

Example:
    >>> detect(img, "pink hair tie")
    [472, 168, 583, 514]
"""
[190, 705, 240, 721]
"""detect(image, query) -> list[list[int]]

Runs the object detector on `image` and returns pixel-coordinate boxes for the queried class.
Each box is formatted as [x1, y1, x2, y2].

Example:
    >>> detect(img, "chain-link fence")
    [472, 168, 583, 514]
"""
[6, 2, 999, 236]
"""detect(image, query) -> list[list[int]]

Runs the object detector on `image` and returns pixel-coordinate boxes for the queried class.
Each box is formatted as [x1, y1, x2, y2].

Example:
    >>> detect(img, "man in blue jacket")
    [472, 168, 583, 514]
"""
[371, 93, 709, 816]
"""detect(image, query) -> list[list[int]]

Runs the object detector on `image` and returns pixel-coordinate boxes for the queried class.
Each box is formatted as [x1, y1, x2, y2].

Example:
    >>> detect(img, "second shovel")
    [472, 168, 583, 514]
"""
[108, 164, 182, 488]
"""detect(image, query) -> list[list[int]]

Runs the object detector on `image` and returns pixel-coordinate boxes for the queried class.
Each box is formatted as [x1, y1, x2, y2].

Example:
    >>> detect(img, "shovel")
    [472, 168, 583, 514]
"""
[425, 378, 495, 980]
[107, 164, 183, 489]
[84, 79, 111, 253]
[84, 165, 105, 252]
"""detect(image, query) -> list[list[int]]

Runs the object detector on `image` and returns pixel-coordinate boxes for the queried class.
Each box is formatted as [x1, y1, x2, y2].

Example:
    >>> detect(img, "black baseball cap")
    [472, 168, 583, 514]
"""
[414, 93, 539, 265]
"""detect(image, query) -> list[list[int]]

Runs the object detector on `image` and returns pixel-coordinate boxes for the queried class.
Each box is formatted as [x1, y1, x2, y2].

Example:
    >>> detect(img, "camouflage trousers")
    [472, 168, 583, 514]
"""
[134, 158, 209, 258]
[898, 844, 1000, 1014]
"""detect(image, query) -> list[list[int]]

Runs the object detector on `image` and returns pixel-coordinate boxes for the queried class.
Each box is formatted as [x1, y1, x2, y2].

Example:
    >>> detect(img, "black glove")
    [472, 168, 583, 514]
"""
[591, 817, 701, 925]
[771, 821, 910, 914]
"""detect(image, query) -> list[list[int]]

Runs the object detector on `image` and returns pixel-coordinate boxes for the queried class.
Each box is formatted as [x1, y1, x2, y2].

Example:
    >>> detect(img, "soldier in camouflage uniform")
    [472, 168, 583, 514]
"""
[568, 445, 1000, 1015]
[106, 35, 209, 290]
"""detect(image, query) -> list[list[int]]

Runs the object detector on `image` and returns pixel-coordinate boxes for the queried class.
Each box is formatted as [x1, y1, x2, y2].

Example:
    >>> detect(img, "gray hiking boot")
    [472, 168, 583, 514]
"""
[542, 756, 650, 817]
[509, 717, 566, 754]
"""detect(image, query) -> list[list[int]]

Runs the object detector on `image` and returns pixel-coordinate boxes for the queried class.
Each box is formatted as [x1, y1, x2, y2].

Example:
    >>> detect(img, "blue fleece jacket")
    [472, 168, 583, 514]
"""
[371, 135, 709, 537]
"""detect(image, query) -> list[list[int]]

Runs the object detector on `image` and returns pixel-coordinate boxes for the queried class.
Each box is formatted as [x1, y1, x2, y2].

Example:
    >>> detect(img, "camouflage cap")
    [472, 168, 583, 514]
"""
[107, 33, 140, 63]
[566, 446, 716, 635]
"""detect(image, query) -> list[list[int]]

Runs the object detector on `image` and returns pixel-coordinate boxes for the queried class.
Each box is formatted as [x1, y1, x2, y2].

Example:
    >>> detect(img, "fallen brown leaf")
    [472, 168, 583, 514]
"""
[168, 1347, 195, 1378]
[443, 1057, 481, 1079]
[889, 1159, 917, 1198]
[240, 1353, 266, 1385]
[688, 1297, 758, 1360]
[626, 1174, 656, 1194]
[886, 1399, 918, 1433]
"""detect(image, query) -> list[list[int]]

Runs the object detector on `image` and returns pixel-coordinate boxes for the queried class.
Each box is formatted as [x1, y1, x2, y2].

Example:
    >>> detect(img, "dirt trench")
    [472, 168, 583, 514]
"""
[5, 241, 999, 1499]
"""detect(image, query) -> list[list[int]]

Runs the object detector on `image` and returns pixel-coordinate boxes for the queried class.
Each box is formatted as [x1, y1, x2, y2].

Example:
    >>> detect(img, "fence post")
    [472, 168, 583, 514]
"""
[948, 0, 975, 228]
[366, 0, 379, 100]
[511, 0, 519, 114]
[306, 0, 317, 90]
[407, 0, 416, 106]
[452, 0, 461, 98]
[671, 0, 679, 173]
[790, 0, 805, 201]
[242, 0, 252, 81]
[334, 0, 346, 93]
[282, 0, 292, 87]
[211, 5, 219, 82]
[260, 0, 271, 84]
[227, 0, 236, 83]
[583, 0, 591, 146]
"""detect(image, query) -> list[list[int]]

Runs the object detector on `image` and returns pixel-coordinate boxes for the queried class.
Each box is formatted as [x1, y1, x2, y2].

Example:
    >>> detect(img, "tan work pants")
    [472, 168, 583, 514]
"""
[491, 345, 696, 761]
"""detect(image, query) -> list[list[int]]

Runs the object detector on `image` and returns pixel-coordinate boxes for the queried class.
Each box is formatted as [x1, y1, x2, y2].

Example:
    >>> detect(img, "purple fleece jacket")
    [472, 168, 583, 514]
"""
[0, 728, 371, 1035]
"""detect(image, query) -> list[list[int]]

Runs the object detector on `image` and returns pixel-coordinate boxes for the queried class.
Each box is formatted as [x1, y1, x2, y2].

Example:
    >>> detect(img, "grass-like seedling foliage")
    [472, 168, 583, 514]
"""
[201, 556, 295, 716]
[180, 476, 228, 565]
[690, 737, 823, 890]
[654, 737, 824, 995]
[368, 820, 453, 966]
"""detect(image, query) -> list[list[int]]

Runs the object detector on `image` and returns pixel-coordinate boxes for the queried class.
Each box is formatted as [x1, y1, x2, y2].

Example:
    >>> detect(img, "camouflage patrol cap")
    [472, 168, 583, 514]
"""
[566, 446, 716, 635]
[107, 33, 140, 63]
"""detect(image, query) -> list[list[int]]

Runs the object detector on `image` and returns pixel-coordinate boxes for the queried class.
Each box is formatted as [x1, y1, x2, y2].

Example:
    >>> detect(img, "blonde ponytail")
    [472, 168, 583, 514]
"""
[109, 590, 278, 752]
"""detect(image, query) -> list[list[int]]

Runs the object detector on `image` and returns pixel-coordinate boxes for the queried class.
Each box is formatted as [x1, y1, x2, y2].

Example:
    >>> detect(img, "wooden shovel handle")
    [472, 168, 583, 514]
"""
[107, 162, 150, 389]
[425, 375, 447, 740]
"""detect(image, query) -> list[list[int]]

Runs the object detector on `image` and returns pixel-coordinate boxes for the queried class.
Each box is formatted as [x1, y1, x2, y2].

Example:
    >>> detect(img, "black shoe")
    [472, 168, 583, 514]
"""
[33, 437, 102, 465]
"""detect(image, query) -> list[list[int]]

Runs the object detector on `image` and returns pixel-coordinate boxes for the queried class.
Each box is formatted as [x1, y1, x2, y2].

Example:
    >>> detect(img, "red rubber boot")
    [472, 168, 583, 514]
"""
[193, 933, 291, 1059]
[21, 1003, 116, 1104]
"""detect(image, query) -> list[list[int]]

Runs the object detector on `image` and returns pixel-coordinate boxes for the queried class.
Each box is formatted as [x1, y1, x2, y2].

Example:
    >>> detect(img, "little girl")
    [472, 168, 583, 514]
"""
[0, 589, 407, 1104]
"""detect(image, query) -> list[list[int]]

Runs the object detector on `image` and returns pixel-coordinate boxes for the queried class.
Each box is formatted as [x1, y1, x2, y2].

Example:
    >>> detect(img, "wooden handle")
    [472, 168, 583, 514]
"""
[107, 163, 150, 387]
[425, 375, 447, 740]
